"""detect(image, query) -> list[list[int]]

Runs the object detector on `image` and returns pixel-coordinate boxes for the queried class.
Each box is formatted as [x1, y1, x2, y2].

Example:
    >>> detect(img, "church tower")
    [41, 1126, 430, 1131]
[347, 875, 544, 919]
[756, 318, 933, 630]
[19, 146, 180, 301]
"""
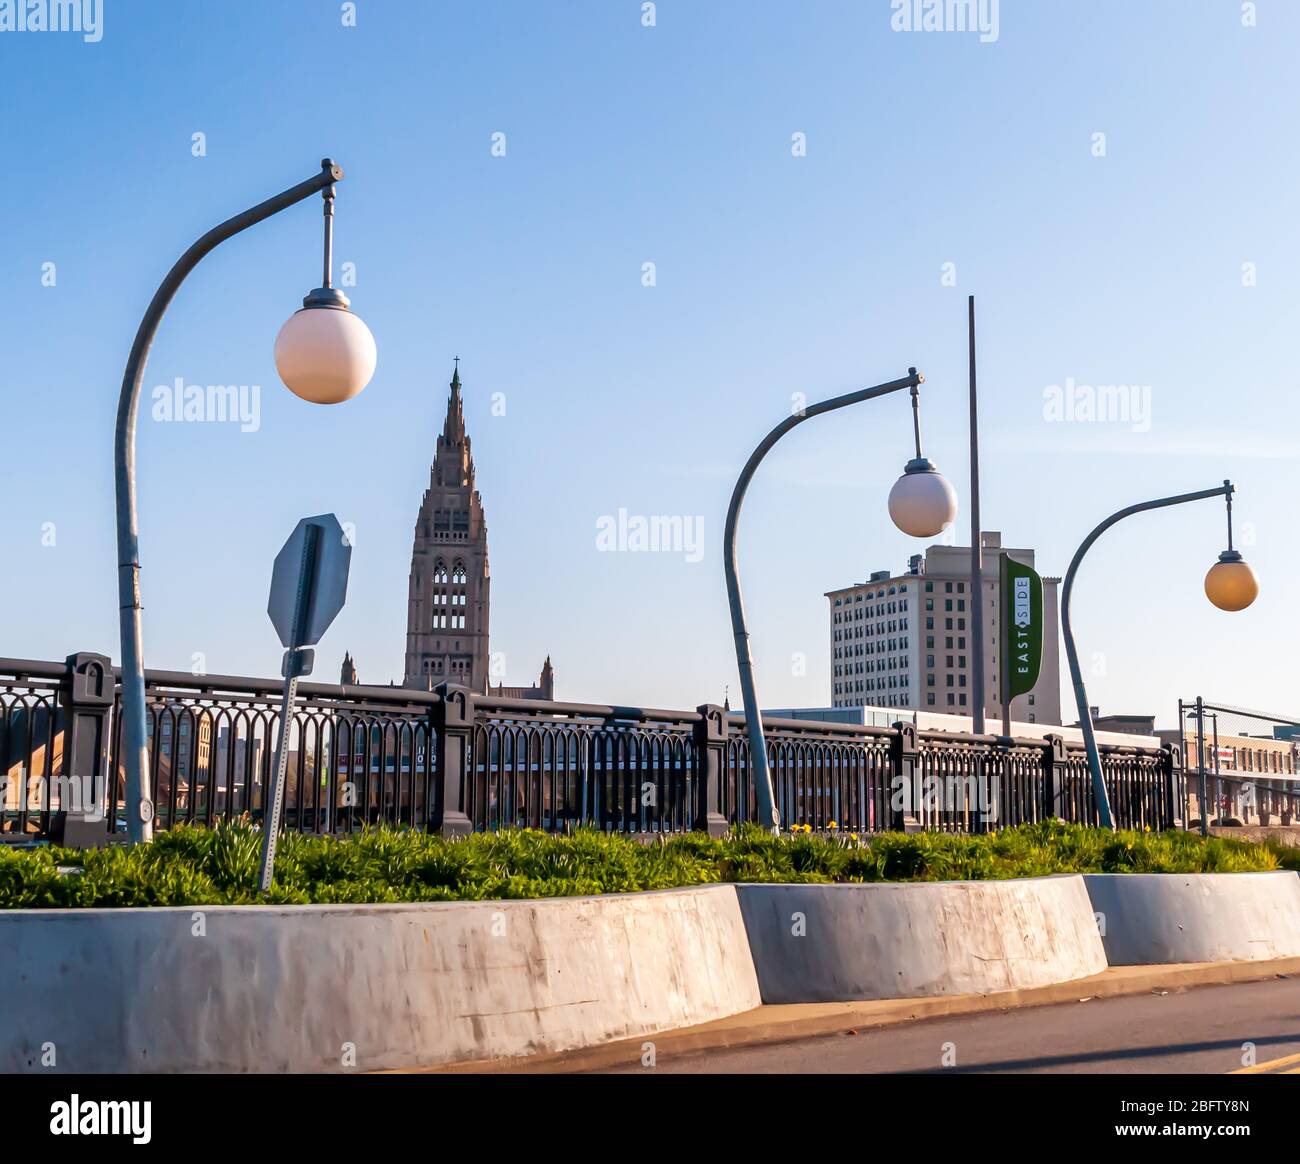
[403, 363, 492, 691]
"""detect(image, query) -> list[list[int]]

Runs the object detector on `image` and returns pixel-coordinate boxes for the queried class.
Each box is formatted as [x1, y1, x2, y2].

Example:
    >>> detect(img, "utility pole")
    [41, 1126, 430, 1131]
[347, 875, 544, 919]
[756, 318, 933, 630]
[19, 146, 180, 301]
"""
[968, 295, 986, 734]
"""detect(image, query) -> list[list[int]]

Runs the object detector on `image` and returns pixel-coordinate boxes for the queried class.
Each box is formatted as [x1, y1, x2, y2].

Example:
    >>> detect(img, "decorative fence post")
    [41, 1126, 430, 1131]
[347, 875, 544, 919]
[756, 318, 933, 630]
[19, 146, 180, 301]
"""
[54, 652, 115, 847]
[431, 683, 474, 836]
[692, 704, 731, 837]
[889, 722, 923, 833]
[1162, 740, 1185, 831]
[1042, 733, 1069, 821]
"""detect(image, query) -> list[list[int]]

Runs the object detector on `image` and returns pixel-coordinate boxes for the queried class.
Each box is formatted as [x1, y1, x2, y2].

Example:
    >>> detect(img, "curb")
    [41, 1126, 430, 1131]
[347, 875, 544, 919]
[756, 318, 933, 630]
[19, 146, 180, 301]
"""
[401, 956, 1300, 1074]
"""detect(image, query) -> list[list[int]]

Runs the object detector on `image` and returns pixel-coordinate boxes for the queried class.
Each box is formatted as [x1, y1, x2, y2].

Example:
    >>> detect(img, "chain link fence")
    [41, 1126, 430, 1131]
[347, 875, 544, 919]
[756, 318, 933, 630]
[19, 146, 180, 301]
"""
[1173, 699, 1300, 831]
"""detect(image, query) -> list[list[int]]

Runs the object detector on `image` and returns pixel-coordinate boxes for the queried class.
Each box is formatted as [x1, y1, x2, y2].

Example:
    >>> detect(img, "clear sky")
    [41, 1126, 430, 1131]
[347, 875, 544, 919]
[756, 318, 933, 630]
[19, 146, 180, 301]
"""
[1, 0, 1296, 728]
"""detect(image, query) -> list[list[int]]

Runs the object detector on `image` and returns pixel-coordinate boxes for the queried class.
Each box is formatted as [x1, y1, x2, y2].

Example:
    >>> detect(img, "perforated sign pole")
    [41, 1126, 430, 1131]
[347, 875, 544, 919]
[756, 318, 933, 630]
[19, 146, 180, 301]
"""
[258, 524, 320, 893]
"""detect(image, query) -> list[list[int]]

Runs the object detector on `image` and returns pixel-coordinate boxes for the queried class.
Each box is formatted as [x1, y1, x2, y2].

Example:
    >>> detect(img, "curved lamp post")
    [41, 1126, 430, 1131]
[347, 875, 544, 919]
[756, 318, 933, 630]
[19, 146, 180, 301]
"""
[115, 159, 377, 843]
[1062, 480, 1258, 830]
[724, 368, 959, 833]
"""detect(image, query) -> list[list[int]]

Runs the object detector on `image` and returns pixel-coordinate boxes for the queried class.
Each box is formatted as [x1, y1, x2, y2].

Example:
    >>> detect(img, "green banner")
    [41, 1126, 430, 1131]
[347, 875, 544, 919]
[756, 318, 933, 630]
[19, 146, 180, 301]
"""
[1000, 553, 1043, 701]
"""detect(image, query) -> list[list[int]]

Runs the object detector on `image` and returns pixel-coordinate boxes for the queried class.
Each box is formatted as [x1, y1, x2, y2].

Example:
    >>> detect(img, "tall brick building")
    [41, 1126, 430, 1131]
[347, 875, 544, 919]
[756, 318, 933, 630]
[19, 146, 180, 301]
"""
[399, 363, 553, 699]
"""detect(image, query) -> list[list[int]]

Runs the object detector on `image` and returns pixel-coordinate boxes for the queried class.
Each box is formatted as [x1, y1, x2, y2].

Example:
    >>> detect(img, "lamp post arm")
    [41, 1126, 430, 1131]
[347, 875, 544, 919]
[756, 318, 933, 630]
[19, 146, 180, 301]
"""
[1061, 483, 1232, 831]
[114, 159, 344, 844]
[724, 369, 923, 833]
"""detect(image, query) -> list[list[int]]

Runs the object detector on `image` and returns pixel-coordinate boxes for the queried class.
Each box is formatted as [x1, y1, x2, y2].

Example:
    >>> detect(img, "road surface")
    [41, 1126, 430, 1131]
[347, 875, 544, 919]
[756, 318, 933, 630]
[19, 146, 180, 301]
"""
[602, 977, 1300, 1074]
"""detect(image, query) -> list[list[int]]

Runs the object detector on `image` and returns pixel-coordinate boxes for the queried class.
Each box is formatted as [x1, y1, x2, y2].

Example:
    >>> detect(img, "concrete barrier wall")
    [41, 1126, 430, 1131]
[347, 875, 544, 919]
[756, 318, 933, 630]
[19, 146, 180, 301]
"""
[0, 885, 761, 1073]
[1083, 872, 1300, 965]
[8, 871, 1294, 1071]
[736, 876, 1107, 1003]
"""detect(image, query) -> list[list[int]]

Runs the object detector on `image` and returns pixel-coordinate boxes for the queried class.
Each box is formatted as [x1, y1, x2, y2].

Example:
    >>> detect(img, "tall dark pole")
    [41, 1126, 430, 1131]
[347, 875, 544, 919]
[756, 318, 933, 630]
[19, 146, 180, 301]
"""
[1206, 707, 1216, 827]
[115, 160, 343, 842]
[1196, 696, 1209, 836]
[968, 295, 986, 735]
[1061, 483, 1233, 830]
[725, 369, 925, 832]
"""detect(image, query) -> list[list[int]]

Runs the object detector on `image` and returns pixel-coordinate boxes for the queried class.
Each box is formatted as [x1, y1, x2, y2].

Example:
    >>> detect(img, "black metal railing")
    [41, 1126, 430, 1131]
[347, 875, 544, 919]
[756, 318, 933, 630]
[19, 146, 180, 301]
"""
[0, 653, 1219, 842]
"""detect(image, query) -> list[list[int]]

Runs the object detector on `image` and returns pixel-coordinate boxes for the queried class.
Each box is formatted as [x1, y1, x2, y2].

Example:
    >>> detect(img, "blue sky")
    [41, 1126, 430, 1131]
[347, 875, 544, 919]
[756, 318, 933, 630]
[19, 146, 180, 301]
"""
[1, 0, 1296, 726]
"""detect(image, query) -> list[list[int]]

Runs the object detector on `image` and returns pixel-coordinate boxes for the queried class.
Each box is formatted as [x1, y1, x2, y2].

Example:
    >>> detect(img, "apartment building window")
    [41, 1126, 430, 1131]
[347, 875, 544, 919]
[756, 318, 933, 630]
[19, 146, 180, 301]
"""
[927, 694, 936, 706]
[927, 674, 935, 687]
[925, 599, 934, 611]
[959, 656, 966, 669]
[959, 694, 967, 707]
[945, 599, 953, 612]
[947, 694, 955, 706]
[925, 582, 933, 592]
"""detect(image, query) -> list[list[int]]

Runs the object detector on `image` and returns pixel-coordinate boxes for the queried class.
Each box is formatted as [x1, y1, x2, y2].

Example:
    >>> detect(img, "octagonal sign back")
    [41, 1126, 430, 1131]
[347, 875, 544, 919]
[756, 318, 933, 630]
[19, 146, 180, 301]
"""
[267, 513, 352, 648]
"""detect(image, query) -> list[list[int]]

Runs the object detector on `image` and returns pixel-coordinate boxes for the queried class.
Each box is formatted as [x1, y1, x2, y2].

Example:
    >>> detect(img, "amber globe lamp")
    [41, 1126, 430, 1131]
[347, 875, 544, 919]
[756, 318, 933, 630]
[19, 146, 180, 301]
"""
[1205, 550, 1259, 612]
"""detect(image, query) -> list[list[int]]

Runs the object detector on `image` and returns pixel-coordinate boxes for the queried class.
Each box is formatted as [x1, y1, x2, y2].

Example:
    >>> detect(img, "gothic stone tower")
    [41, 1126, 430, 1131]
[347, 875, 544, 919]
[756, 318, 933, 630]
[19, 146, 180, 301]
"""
[403, 365, 491, 690]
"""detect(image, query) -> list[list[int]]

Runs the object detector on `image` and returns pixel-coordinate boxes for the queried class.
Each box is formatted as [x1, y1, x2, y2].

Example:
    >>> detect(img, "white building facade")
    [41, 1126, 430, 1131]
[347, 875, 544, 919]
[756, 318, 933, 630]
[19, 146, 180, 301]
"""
[827, 532, 1063, 727]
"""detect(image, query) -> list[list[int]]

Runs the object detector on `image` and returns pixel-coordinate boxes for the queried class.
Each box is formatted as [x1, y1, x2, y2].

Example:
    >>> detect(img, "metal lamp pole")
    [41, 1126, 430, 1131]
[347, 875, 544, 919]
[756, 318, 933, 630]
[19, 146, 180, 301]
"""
[724, 368, 925, 833]
[967, 296, 986, 735]
[114, 159, 345, 843]
[1061, 482, 1235, 830]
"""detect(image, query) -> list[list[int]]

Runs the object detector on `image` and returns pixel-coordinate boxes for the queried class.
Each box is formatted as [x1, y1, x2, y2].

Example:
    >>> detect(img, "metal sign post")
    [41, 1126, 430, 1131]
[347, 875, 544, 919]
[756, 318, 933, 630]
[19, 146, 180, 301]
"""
[258, 514, 351, 892]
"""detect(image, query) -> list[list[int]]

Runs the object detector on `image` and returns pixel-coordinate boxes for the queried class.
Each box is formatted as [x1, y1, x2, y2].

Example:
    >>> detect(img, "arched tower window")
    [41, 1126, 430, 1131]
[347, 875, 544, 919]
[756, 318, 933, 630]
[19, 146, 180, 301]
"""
[432, 561, 450, 627]
[452, 560, 468, 624]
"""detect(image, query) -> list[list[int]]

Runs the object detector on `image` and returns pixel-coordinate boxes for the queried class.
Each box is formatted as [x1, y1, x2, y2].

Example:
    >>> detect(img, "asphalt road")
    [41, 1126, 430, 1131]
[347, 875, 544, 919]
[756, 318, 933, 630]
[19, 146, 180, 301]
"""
[603, 977, 1300, 1074]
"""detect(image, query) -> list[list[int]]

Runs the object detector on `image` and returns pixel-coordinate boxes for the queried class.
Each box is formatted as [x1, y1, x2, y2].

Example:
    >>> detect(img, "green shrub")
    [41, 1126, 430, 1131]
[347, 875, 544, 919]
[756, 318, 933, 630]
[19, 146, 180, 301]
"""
[0, 818, 1288, 909]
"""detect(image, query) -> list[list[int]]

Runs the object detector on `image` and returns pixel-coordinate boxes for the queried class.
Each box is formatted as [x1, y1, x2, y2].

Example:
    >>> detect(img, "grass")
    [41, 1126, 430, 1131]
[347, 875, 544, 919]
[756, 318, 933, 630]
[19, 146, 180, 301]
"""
[0, 819, 1296, 909]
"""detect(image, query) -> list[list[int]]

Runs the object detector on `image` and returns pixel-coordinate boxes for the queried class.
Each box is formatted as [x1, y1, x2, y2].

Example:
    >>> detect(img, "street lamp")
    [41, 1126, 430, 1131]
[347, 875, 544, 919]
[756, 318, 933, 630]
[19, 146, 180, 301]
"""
[114, 159, 375, 843]
[724, 368, 958, 833]
[1062, 480, 1256, 830]
[275, 181, 377, 403]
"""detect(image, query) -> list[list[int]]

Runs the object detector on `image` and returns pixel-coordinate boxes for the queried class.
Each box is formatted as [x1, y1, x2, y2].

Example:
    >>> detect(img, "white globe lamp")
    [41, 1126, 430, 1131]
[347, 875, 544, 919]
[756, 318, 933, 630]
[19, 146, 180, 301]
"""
[275, 287, 376, 405]
[888, 457, 958, 538]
